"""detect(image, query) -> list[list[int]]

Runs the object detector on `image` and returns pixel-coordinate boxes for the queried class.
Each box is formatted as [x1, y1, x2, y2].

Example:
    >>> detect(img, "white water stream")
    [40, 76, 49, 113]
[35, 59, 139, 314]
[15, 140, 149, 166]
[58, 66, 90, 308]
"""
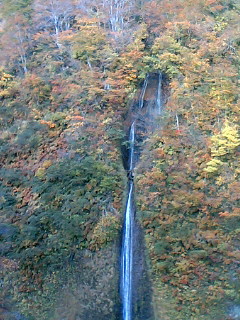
[129, 122, 135, 171]
[139, 74, 149, 109]
[121, 73, 163, 320]
[121, 120, 135, 320]
[156, 72, 162, 115]
[121, 180, 134, 320]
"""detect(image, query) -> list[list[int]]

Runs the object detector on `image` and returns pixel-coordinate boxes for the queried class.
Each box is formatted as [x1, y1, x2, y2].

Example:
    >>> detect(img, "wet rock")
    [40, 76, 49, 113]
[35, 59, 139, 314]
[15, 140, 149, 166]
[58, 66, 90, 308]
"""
[0, 310, 27, 320]
[11, 313, 27, 320]
[0, 242, 12, 255]
[229, 305, 240, 319]
[0, 224, 17, 240]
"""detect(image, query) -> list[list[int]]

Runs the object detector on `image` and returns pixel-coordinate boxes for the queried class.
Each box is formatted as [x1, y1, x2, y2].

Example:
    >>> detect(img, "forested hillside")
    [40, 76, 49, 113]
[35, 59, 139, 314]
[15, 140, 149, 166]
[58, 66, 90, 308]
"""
[0, 0, 239, 319]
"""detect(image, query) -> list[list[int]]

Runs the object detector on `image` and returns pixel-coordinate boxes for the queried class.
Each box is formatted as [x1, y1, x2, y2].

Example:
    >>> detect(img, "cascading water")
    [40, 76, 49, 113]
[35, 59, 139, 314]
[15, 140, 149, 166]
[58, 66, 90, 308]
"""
[121, 73, 163, 320]
[139, 75, 149, 109]
[129, 122, 135, 171]
[156, 72, 162, 115]
[121, 121, 135, 320]
[121, 181, 134, 320]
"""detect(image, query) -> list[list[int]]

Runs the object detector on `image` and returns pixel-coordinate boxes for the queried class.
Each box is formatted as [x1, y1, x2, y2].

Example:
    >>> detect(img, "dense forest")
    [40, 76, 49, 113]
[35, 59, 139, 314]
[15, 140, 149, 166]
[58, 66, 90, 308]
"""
[0, 0, 239, 319]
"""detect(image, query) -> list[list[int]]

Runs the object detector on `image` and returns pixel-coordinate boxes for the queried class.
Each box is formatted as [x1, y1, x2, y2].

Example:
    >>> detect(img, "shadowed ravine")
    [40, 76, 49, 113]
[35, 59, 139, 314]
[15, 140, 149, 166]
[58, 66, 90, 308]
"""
[120, 73, 163, 320]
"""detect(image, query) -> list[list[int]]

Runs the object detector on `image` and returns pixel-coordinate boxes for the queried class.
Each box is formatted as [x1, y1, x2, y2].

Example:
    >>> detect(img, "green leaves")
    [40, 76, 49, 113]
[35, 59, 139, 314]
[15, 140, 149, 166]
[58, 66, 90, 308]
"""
[6, 156, 122, 272]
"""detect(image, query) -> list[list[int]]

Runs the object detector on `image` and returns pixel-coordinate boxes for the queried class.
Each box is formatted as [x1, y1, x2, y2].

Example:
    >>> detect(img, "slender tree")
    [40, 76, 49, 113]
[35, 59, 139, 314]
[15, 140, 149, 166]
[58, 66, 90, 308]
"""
[33, 0, 75, 47]
[0, 14, 31, 74]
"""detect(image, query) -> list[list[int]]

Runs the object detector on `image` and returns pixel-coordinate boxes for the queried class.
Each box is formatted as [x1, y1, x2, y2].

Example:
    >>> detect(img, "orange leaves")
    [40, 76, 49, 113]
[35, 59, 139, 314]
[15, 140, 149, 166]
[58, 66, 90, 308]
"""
[40, 120, 55, 128]
[72, 115, 84, 121]
[206, 0, 218, 5]
[32, 31, 51, 42]
[22, 74, 43, 88]
[198, 230, 219, 243]
[66, 114, 85, 129]
[228, 182, 240, 201]
[219, 208, 240, 218]
[227, 250, 240, 260]
[153, 147, 165, 158]
[139, 168, 166, 187]
[193, 180, 206, 190]
[58, 29, 75, 42]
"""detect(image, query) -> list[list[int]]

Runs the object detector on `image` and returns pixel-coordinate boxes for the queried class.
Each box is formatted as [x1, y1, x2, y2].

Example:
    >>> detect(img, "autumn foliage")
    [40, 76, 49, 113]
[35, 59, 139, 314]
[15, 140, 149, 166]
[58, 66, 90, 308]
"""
[0, 0, 239, 319]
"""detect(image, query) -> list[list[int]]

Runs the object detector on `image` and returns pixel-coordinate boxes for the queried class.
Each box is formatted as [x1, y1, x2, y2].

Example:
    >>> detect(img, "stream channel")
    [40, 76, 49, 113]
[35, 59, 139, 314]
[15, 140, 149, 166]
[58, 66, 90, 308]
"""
[120, 72, 163, 320]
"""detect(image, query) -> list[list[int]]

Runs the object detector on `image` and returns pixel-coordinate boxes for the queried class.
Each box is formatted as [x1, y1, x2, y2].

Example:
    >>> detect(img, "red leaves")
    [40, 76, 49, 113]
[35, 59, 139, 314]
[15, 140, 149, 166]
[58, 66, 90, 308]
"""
[175, 129, 182, 135]
[179, 275, 189, 285]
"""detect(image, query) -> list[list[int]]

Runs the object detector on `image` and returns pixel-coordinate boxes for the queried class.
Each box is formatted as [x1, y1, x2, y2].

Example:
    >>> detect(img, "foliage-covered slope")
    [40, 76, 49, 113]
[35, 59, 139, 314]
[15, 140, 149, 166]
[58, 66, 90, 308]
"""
[0, 0, 239, 319]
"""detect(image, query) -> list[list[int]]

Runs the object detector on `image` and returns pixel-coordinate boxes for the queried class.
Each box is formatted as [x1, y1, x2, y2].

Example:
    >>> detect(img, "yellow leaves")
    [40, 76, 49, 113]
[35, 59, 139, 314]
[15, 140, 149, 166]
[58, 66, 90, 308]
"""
[183, 77, 191, 89]
[211, 122, 239, 157]
[0, 69, 14, 99]
[102, 117, 112, 125]
[42, 160, 52, 169]
[213, 16, 228, 32]
[160, 52, 181, 63]
[35, 160, 52, 179]
[216, 176, 224, 186]
[0, 70, 13, 85]
[72, 19, 109, 64]
[152, 35, 181, 55]
[0, 75, 13, 86]
[209, 84, 235, 107]
[35, 168, 46, 179]
[89, 214, 121, 251]
[125, 74, 137, 81]
[0, 89, 11, 98]
[175, 259, 190, 273]
[214, 22, 228, 32]
[204, 122, 239, 174]
[204, 158, 223, 173]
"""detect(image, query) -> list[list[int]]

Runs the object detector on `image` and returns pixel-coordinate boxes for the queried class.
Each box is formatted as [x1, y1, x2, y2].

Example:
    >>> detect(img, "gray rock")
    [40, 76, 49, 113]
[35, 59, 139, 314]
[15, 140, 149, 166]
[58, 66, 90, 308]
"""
[229, 305, 240, 319]
[0, 223, 17, 239]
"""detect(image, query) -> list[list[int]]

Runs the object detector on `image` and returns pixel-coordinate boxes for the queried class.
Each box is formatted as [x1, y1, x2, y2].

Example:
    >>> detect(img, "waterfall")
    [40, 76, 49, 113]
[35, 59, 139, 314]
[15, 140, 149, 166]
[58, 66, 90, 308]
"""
[156, 72, 162, 115]
[129, 122, 135, 171]
[121, 120, 135, 320]
[139, 75, 149, 109]
[121, 119, 135, 320]
[121, 181, 134, 320]
[121, 72, 162, 320]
